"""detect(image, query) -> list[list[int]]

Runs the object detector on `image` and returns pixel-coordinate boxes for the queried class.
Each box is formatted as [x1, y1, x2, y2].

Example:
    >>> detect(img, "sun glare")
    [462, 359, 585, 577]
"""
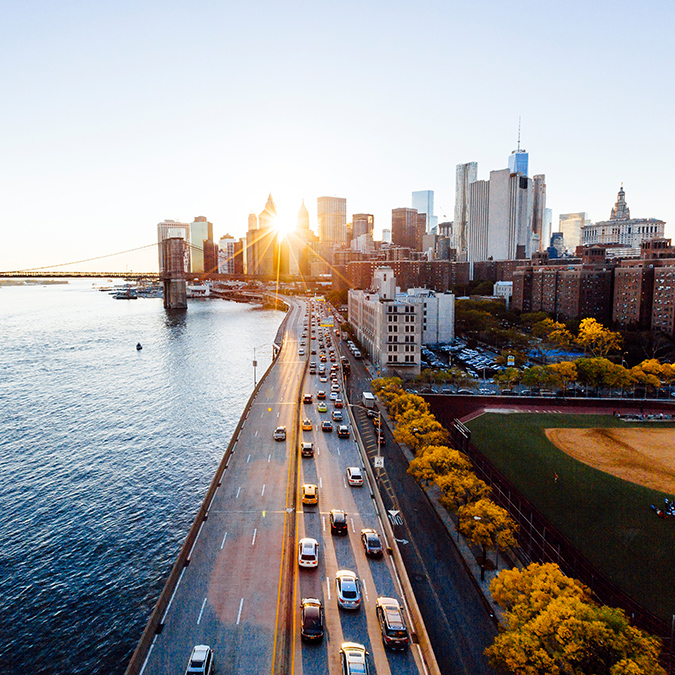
[274, 219, 293, 237]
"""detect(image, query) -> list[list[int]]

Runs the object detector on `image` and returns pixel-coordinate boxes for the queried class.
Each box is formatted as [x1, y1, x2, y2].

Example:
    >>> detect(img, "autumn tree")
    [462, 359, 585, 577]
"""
[494, 367, 521, 389]
[486, 563, 666, 675]
[521, 365, 559, 390]
[458, 498, 518, 579]
[436, 472, 491, 512]
[408, 445, 472, 485]
[546, 361, 578, 391]
[576, 318, 623, 358]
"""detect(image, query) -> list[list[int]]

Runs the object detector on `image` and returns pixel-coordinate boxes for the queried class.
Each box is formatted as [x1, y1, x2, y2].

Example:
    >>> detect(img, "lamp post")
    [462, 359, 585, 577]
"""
[473, 515, 486, 580]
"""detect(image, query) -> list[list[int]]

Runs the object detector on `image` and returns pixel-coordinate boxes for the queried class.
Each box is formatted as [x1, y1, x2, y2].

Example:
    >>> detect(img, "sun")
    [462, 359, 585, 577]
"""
[274, 219, 294, 238]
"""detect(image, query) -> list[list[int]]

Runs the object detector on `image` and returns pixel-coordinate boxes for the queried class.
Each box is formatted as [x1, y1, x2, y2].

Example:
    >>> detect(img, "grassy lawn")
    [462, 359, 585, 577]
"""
[467, 413, 675, 624]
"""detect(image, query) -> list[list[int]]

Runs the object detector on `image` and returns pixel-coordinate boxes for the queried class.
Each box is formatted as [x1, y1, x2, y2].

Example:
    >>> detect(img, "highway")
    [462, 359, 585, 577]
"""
[137, 298, 429, 675]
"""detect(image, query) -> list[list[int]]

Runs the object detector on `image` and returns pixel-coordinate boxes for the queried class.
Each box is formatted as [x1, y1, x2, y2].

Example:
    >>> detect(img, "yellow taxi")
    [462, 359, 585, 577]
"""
[302, 484, 319, 505]
[302, 418, 313, 431]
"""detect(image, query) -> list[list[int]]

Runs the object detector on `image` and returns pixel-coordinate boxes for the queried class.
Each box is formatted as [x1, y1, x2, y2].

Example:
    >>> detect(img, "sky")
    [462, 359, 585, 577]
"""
[1, 0, 673, 273]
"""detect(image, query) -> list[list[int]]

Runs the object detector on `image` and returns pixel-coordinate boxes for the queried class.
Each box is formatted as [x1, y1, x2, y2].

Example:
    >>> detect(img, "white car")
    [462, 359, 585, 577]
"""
[184, 645, 214, 675]
[346, 466, 364, 486]
[298, 537, 319, 568]
[340, 642, 370, 675]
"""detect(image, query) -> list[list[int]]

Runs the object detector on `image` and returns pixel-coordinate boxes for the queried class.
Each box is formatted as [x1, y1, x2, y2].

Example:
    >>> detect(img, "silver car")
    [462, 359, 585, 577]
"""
[335, 570, 361, 610]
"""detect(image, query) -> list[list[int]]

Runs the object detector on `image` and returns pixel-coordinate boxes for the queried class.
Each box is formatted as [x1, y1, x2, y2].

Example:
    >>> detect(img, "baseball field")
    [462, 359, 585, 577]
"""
[467, 412, 675, 624]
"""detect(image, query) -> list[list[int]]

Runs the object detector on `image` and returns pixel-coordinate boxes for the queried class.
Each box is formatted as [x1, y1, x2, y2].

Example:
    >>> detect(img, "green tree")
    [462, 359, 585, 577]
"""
[494, 367, 521, 389]
[521, 365, 559, 390]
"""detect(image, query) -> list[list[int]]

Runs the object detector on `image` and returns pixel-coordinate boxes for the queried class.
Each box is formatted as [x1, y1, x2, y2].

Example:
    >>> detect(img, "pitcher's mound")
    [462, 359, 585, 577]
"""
[545, 428, 675, 493]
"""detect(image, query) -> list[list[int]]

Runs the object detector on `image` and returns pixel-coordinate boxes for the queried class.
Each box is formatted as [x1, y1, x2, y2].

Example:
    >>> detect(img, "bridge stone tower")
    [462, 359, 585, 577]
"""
[161, 237, 188, 310]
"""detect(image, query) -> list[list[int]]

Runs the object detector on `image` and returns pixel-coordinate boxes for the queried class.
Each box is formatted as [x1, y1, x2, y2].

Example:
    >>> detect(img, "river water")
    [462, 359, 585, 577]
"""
[0, 280, 282, 674]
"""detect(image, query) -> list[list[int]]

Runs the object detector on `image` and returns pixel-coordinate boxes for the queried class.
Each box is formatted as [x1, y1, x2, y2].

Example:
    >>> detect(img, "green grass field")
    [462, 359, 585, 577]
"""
[467, 413, 675, 625]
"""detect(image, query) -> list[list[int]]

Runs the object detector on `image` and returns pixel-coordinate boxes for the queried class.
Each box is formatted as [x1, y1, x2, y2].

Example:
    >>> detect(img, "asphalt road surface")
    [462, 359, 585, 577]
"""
[140, 299, 430, 675]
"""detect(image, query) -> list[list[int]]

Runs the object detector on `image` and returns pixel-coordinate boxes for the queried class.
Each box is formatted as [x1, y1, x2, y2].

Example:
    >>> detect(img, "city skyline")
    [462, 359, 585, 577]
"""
[1, 0, 673, 273]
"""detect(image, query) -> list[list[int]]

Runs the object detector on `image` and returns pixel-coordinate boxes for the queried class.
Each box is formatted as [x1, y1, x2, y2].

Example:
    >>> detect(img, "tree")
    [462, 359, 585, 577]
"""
[394, 410, 449, 453]
[576, 357, 616, 393]
[547, 361, 578, 391]
[530, 319, 575, 364]
[495, 350, 528, 368]
[458, 498, 518, 579]
[576, 318, 623, 358]
[408, 445, 472, 485]
[486, 563, 667, 675]
[436, 472, 491, 512]
[521, 365, 559, 390]
[494, 367, 521, 389]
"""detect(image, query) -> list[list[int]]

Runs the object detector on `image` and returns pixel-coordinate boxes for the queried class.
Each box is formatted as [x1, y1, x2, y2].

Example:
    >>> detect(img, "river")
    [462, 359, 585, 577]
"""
[0, 280, 283, 674]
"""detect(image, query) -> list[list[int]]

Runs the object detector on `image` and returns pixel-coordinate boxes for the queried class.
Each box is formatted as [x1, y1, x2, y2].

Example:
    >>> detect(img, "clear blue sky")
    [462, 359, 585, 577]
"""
[1, 0, 672, 272]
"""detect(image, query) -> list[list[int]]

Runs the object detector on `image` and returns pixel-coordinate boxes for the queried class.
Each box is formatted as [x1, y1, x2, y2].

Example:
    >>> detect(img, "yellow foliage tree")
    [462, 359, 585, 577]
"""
[547, 361, 578, 390]
[408, 445, 472, 485]
[487, 563, 666, 675]
[436, 471, 491, 512]
[458, 498, 518, 579]
[394, 409, 449, 453]
[576, 318, 623, 358]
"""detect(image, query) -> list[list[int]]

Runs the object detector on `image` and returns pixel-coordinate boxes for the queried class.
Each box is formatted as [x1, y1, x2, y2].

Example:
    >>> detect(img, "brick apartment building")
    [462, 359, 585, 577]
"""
[346, 260, 470, 293]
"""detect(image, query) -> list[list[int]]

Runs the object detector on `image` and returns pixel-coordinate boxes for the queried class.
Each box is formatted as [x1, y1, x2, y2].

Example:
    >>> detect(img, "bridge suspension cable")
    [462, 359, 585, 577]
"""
[4, 243, 158, 273]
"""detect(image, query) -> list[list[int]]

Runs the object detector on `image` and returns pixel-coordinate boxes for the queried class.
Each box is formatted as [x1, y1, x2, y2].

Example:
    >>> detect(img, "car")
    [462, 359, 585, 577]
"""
[335, 570, 362, 610]
[303, 393, 313, 403]
[184, 645, 214, 675]
[298, 349, 305, 356]
[311, 349, 317, 355]
[375, 429, 385, 444]
[331, 383, 340, 392]
[339, 642, 370, 675]
[346, 466, 363, 485]
[317, 390, 326, 399]
[330, 509, 348, 535]
[300, 598, 324, 641]
[337, 425, 350, 438]
[317, 402, 328, 413]
[301, 442, 314, 458]
[375, 597, 410, 650]
[334, 399, 344, 408]
[330, 392, 339, 401]
[319, 375, 328, 383]
[302, 483, 318, 504]
[360, 528, 383, 557]
[298, 537, 319, 568]
[332, 410, 343, 422]
[321, 420, 333, 433]
[273, 426, 287, 441]
[302, 418, 312, 431]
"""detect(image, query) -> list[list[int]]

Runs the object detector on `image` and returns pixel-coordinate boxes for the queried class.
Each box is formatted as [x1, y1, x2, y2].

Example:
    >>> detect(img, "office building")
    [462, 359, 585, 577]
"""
[401, 287, 455, 344]
[245, 195, 278, 277]
[581, 187, 665, 250]
[318, 196, 347, 245]
[531, 175, 547, 252]
[453, 162, 477, 258]
[412, 191, 438, 233]
[157, 219, 190, 272]
[189, 216, 213, 273]
[392, 208, 426, 252]
[559, 212, 589, 252]
[348, 268, 422, 376]
[352, 213, 374, 239]
[218, 235, 237, 275]
[466, 168, 533, 270]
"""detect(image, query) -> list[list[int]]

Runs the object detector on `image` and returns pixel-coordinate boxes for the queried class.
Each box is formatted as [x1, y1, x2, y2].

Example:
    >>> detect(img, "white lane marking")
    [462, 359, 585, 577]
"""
[221, 532, 228, 550]
[261, 412, 264, 418]
[197, 597, 208, 625]
[261, 484, 266, 496]
[252, 529, 257, 546]
[236, 486, 242, 498]
[281, 398, 283, 402]
[322, 516, 326, 532]
[236, 598, 244, 625]
[254, 430, 258, 437]
[337, 447, 341, 455]
[317, 448, 320, 456]
[362, 578, 369, 601]
[268, 454, 271, 463]
[351, 518, 356, 533]
[326, 577, 331, 600]
[247, 454, 251, 463]
[319, 476, 323, 488]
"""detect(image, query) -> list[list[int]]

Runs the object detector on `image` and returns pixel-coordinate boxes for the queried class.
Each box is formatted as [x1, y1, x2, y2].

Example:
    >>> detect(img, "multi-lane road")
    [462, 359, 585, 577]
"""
[138, 298, 431, 675]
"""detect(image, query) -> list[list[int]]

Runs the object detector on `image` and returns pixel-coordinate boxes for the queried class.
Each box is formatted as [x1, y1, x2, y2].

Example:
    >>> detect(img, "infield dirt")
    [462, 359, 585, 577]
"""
[545, 427, 675, 493]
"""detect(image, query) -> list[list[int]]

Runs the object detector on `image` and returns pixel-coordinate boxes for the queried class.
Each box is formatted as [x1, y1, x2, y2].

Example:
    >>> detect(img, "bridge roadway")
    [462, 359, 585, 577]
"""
[137, 298, 429, 675]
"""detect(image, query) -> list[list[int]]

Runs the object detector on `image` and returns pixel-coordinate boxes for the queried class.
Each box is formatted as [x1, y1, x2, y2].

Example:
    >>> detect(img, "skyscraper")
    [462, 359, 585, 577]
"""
[317, 196, 347, 244]
[558, 212, 589, 253]
[466, 168, 533, 270]
[392, 208, 426, 251]
[190, 216, 214, 273]
[352, 214, 374, 239]
[412, 191, 438, 233]
[531, 174, 547, 252]
[157, 219, 190, 272]
[508, 123, 529, 175]
[453, 162, 478, 259]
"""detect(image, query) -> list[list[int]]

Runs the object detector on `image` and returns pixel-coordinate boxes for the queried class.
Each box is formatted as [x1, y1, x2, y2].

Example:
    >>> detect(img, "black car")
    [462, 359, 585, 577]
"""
[330, 509, 348, 535]
[301, 598, 324, 641]
[321, 420, 333, 433]
[360, 528, 383, 557]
